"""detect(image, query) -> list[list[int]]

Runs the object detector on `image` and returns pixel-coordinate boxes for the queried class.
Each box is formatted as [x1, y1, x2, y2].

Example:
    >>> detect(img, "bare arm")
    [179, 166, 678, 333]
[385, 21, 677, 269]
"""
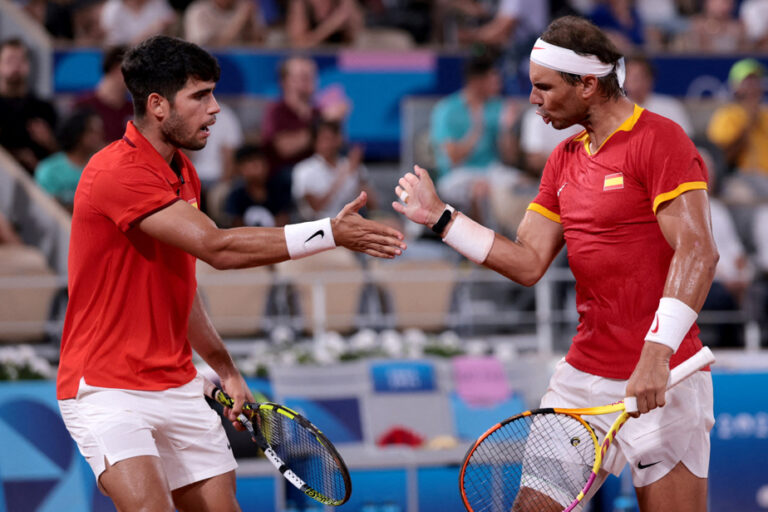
[138, 192, 405, 268]
[188, 290, 252, 427]
[625, 189, 718, 413]
[459, 15, 516, 47]
[392, 165, 564, 284]
[287, 0, 359, 47]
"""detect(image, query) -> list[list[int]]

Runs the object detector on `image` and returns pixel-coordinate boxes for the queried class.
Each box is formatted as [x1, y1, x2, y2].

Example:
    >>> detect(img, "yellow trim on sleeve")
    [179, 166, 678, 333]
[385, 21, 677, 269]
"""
[652, 181, 708, 213]
[527, 203, 561, 223]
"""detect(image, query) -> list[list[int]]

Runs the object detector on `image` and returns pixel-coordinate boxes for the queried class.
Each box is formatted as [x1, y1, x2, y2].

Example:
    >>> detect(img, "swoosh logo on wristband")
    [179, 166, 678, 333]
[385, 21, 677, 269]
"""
[305, 230, 325, 244]
[650, 314, 659, 334]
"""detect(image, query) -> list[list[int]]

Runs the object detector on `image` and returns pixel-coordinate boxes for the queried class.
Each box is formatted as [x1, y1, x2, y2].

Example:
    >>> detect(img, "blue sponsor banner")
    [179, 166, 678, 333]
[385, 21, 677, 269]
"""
[370, 361, 436, 393]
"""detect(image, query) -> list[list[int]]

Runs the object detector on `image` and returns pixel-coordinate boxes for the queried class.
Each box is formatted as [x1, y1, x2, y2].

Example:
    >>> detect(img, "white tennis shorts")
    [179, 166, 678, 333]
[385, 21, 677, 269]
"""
[540, 358, 714, 489]
[58, 374, 237, 490]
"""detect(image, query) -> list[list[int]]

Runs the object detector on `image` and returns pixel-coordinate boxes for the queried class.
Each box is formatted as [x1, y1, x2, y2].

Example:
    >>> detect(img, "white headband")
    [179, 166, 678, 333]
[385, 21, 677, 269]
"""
[530, 38, 625, 87]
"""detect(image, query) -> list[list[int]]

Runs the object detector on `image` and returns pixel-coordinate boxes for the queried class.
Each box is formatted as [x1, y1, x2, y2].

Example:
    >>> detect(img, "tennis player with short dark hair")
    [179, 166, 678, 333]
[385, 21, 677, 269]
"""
[394, 16, 715, 512]
[57, 35, 405, 511]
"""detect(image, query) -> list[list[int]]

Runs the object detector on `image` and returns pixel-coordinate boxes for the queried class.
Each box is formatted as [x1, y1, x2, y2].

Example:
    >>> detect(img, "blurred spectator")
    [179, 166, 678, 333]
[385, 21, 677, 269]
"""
[454, 0, 548, 50]
[740, 0, 768, 51]
[293, 119, 376, 220]
[707, 58, 768, 200]
[754, 204, 768, 277]
[623, 54, 693, 137]
[224, 144, 290, 227]
[429, 53, 520, 225]
[588, 0, 645, 52]
[22, 0, 106, 45]
[672, 0, 747, 53]
[699, 147, 752, 346]
[0, 211, 22, 245]
[634, 0, 687, 50]
[188, 102, 243, 188]
[286, 0, 364, 47]
[261, 57, 349, 211]
[100, 0, 176, 45]
[0, 38, 58, 174]
[361, 0, 430, 45]
[184, 0, 265, 46]
[34, 109, 105, 211]
[520, 105, 582, 176]
[73, 45, 133, 143]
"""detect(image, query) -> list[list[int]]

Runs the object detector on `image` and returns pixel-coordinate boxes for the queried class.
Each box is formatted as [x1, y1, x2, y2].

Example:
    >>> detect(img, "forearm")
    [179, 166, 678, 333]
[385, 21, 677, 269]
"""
[662, 244, 718, 312]
[201, 226, 290, 269]
[188, 291, 239, 379]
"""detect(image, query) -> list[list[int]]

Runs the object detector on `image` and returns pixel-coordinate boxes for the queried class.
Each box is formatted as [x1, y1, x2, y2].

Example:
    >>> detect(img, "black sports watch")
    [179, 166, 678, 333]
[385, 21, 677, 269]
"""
[431, 204, 455, 235]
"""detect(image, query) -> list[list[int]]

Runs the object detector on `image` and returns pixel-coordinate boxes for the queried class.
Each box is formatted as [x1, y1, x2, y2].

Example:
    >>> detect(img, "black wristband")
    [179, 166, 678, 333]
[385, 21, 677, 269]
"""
[431, 205, 455, 235]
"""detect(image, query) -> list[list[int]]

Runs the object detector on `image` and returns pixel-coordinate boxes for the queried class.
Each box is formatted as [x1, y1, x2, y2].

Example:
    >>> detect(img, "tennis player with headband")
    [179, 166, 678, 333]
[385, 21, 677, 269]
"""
[57, 36, 405, 512]
[394, 16, 715, 512]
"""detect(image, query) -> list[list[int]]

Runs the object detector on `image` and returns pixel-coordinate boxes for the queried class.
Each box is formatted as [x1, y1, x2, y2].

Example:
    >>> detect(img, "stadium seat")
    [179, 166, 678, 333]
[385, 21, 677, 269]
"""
[370, 258, 457, 331]
[0, 245, 59, 342]
[196, 260, 273, 337]
[275, 250, 365, 334]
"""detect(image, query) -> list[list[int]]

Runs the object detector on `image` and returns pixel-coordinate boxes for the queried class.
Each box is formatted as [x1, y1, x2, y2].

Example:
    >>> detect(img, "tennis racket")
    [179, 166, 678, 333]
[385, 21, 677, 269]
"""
[459, 346, 715, 512]
[203, 378, 352, 506]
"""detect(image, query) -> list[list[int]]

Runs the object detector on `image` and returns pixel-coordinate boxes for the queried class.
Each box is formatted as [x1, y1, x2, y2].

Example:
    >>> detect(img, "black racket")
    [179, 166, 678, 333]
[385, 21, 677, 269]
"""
[204, 378, 352, 506]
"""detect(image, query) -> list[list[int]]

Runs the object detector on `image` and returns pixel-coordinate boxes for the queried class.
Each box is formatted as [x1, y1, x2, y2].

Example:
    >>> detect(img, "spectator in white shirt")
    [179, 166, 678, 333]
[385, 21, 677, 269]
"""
[292, 119, 376, 220]
[624, 54, 694, 137]
[100, 0, 176, 45]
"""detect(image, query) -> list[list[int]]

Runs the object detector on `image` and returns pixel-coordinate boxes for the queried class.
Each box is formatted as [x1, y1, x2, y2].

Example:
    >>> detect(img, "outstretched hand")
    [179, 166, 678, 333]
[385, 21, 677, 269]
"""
[391, 165, 446, 229]
[332, 191, 406, 258]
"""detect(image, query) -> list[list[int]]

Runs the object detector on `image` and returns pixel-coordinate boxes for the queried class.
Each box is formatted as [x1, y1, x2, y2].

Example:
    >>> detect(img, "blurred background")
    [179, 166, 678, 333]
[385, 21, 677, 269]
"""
[0, 0, 767, 510]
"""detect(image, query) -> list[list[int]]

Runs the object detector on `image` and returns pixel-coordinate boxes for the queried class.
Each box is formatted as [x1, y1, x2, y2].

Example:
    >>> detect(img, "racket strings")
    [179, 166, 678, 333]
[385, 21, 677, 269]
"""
[257, 407, 347, 502]
[462, 413, 596, 512]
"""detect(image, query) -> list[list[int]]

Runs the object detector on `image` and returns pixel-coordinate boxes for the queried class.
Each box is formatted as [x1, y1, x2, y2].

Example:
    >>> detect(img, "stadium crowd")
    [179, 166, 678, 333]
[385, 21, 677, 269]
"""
[1, 0, 768, 348]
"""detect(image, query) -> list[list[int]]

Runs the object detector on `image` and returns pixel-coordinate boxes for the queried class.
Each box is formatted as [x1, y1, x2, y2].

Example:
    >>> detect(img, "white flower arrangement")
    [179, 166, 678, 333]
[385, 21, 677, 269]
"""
[0, 345, 54, 380]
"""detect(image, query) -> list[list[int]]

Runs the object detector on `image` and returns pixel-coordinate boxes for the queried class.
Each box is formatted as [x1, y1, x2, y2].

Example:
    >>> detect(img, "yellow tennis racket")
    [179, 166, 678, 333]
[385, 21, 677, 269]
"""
[459, 346, 715, 512]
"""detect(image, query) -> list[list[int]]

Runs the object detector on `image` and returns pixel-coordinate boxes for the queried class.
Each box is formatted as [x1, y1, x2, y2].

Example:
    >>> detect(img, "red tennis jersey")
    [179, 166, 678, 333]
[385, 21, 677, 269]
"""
[528, 105, 709, 379]
[57, 122, 201, 399]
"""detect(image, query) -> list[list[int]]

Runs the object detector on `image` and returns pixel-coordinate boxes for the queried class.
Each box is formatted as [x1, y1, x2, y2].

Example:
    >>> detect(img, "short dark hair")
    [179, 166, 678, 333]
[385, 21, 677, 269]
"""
[121, 36, 221, 118]
[235, 143, 266, 164]
[463, 51, 498, 81]
[540, 16, 624, 99]
[0, 37, 28, 59]
[57, 109, 97, 152]
[102, 45, 128, 74]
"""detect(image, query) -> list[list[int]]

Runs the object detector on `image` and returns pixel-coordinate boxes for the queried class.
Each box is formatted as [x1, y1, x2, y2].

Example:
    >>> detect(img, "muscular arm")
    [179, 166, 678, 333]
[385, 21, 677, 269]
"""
[626, 189, 718, 413]
[139, 192, 405, 268]
[188, 290, 252, 426]
[393, 165, 564, 284]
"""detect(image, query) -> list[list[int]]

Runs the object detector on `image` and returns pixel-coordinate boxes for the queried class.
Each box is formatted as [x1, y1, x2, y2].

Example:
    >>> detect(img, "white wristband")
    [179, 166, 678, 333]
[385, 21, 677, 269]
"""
[644, 297, 698, 352]
[442, 212, 495, 264]
[284, 218, 336, 259]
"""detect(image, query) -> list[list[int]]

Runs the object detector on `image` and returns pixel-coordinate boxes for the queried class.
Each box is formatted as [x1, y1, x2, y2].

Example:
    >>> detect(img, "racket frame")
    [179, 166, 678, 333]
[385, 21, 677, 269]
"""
[459, 346, 715, 512]
[205, 382, 352, 506]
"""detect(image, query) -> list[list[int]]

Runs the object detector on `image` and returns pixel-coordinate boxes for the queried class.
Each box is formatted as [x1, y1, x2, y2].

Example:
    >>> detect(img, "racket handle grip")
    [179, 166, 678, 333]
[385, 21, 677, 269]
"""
[624, 346, 715, 414]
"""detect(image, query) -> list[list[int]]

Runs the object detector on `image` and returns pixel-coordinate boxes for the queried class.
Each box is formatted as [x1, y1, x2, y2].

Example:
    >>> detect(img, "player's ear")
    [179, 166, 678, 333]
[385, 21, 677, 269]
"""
[580, 75, 599, 100]
[147, 92, 168, 121]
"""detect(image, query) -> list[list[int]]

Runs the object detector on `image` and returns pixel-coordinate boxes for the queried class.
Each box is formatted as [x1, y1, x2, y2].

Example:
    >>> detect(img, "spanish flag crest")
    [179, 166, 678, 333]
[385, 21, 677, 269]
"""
[603, 173, 624, 191]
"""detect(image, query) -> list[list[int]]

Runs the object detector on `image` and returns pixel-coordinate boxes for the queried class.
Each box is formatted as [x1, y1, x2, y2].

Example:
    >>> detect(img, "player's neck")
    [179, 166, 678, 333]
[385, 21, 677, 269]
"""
[134, 118, 176, 163]
[584, 96, 635, 152]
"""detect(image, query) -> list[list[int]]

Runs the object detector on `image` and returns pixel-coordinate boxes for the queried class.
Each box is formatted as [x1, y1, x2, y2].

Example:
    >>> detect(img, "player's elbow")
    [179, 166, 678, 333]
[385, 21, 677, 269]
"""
[198, 230, 238, 270]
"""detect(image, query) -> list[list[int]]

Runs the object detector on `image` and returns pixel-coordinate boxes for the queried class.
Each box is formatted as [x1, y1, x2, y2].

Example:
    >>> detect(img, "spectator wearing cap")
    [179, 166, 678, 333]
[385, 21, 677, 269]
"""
[707, 58, 768, 200]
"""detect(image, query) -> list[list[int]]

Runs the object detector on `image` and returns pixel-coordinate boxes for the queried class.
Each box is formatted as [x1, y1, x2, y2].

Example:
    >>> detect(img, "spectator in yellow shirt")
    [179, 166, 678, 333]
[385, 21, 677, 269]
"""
[707, 58, 768, 200]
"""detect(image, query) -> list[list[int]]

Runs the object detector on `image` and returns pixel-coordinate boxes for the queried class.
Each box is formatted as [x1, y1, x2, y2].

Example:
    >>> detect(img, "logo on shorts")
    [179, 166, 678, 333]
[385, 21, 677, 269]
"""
[637, 460, 661, 469]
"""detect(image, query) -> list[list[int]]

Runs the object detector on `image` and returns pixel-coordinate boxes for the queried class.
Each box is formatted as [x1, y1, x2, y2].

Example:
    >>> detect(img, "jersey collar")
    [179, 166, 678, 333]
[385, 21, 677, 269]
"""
[574, 104, 645, 156]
